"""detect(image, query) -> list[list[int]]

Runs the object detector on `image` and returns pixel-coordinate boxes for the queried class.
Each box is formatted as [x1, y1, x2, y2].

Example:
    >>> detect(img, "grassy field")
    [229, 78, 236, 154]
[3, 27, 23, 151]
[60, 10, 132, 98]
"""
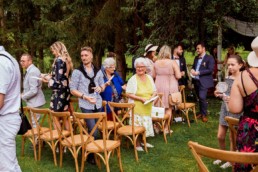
[16, 90, 233, 172]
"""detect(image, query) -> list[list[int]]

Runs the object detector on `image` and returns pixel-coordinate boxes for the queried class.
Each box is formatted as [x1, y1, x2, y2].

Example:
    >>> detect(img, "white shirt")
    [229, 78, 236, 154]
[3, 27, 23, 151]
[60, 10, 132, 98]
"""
[0, 46, 21, 116]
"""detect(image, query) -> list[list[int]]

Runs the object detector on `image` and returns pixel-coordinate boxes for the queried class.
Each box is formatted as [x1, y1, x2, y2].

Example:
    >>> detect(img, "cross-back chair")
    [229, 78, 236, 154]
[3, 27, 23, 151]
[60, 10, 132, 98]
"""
[74, 112, 123, 172]
[50, 111, 92, 172]
[224, 116, 239, 151]
[108, 102, 147, 162]
[152, 93, 171, 143]
[176, 85, 197, 127]
[30, 108, 70, 166]
[98, 101, 120, 140]
[188, 141, 258, 172]
[21, 107, 50, 160]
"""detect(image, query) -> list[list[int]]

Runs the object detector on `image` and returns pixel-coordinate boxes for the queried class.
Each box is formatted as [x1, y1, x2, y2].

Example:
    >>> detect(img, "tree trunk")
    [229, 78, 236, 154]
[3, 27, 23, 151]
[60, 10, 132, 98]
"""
[114, 24, 127, 80]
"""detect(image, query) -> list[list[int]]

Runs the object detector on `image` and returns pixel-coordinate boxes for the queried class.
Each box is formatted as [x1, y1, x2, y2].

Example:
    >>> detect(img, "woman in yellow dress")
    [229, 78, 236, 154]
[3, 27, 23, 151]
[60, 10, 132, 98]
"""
[126, 57, 157, 151]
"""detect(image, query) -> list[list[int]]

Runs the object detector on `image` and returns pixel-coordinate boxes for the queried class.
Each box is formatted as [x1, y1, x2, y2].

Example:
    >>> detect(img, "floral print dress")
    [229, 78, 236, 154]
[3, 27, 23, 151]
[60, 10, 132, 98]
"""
[235, 69, 258, 171]
[49, 57, 70, 112]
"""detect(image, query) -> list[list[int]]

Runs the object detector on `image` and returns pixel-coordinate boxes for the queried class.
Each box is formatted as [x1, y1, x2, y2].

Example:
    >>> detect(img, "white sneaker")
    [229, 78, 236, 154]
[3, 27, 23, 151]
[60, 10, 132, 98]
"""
[136, 146, 144, 151]
[220, 162, 232, 169]
[213, 159, 222, 165]
[141, 142, 154, 148]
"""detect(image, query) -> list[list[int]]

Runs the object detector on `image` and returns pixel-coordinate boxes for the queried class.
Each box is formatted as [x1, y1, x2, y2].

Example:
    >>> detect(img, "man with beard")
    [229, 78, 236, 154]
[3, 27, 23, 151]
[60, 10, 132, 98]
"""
[172, 44, 188, 86]
[191, 42, 215, 123]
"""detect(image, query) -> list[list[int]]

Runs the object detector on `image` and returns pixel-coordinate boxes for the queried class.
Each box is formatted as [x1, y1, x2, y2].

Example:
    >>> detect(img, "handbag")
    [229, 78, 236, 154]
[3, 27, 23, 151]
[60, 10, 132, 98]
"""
[168, 92, 182, 106]
[151, 106, 165, 118]
[18, 101, 32, 135]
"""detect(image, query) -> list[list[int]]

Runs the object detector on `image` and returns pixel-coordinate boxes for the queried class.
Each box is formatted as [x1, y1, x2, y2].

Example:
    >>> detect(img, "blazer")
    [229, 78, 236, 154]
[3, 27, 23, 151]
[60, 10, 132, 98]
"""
[191, 54, 215, 89]
[172, 55, 188, 86]
[21, 64, 46, 107]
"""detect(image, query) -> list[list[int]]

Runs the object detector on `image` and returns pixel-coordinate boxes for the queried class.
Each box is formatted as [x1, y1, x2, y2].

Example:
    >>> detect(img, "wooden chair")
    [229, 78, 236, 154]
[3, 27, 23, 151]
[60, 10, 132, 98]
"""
[50, 111, 93, 172]
[176, 85, 197, 127]
[108, 102, 147, 162]
[69, 97, 79, 113]
[225, 116, 239, 151]
[21, 107, 50, 160]
[74, 112, 123, 172]
[98, 101, 120, 140]
[188, 141, 258, 172]
[152, 93, 171, 143]
[31, 108, 70, 166]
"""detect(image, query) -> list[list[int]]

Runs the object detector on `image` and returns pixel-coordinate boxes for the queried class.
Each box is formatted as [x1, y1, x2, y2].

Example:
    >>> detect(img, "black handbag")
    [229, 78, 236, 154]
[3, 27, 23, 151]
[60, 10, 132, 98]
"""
[18, 101, 32, 135]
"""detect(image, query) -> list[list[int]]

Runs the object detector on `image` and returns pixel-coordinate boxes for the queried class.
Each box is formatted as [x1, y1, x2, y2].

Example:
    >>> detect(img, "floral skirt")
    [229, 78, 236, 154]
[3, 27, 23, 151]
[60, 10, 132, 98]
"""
[234, 116, 258, 171]
[129, 114, 154, 137]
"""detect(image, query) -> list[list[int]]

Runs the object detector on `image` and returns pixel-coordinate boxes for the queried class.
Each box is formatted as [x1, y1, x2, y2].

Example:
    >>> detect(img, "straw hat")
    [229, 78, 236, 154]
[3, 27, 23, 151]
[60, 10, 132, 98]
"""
[144, 44, 158, 56]
[247, 36, 258, 67]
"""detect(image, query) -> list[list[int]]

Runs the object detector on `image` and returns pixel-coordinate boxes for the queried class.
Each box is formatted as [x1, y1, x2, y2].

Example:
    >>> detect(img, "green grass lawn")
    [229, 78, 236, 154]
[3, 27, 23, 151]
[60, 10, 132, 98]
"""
[16, 90, 232, 172]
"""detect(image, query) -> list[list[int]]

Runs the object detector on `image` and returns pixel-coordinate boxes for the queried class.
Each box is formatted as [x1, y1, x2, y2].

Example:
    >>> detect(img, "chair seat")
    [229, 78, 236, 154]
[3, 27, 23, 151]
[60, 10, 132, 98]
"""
[61, 134, 94, 147]
[41, 130, 70, 141]
[177, 103, 195, 109]
[86, 140, 121, 152]
[117, 126, 145, 136]
[152, 113, 169, 121]
[98, 121, 120, 130]
[24, 127, 50, 136]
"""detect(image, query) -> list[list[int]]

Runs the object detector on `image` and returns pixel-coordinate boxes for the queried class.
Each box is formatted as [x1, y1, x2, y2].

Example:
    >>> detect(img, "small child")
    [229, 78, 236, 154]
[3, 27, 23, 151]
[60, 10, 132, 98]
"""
[213, 54, 245, 169]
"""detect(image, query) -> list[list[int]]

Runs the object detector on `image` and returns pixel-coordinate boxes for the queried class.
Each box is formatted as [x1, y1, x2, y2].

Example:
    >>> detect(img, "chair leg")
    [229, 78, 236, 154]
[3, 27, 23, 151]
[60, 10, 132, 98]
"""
[117, 147, 123, 172]
[38, 140, 42, 161]
[21, 136, 25, 157]
[133, 136, 139, 162]
[52, 141, 57, 166]
[185, 110, 191, 127]
[80, 149, 86, 172]
[73, 151, 79, 172]
[32, 140, 37, 161]
[60, 144, 63, 167]
[162, 120, 167, 144]
[193, 107, 197, 123]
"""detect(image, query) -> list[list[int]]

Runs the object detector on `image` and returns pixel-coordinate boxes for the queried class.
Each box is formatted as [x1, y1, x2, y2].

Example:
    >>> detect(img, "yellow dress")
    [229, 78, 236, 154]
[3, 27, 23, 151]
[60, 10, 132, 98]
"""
[132, 75, 154, 137]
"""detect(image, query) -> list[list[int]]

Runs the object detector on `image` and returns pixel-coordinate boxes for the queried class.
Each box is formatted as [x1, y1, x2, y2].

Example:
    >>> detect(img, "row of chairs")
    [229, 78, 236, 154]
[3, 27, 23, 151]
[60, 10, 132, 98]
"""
[21, 100, 150, 172]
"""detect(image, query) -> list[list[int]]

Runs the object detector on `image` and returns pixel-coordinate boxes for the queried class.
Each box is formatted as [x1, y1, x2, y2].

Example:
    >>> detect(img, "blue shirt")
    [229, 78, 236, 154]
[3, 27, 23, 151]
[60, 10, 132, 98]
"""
[195, 54, 205, 79]
[100, 68, 124, 113]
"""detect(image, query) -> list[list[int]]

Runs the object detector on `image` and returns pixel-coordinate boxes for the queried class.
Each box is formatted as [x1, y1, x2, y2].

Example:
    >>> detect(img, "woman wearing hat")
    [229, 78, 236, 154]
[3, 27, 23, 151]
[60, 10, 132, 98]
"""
[228, 36, 258, 171]
[144, 44, 158, 77]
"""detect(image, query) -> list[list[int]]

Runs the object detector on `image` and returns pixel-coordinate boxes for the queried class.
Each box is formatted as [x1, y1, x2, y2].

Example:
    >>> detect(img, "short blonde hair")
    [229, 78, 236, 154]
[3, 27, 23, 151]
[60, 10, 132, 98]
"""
[158, 45, 171, 59]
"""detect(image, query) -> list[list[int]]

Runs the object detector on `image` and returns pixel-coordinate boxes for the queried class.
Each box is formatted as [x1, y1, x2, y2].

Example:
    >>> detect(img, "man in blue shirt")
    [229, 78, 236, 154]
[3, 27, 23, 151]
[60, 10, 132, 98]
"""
[191, 42, 215, 122]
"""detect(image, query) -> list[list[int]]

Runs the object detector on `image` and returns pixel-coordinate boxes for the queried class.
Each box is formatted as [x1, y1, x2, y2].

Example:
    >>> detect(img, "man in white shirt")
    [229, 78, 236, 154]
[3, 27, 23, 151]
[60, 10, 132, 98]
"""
[0, 46, 22, 172]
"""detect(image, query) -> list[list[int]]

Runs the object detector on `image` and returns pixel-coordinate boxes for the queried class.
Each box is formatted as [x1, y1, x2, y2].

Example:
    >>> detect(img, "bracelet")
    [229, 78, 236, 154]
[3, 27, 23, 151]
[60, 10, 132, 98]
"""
[81, 94, 84, 99]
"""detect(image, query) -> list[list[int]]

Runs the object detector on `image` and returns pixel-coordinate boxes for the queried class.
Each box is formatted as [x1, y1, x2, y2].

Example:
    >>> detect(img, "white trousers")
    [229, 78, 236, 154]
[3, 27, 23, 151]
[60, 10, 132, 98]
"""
[0, 114, 22, 172]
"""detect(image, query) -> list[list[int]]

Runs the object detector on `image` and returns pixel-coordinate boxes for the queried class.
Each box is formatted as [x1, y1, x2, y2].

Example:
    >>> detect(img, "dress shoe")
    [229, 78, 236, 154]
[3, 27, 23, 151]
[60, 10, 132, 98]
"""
[196, 114, 202, 119]
[202, 116, 208, 122]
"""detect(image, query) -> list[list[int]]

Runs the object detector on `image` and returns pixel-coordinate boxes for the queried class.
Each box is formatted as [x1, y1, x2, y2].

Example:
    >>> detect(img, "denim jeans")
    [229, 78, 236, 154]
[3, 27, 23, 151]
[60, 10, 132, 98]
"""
[80, 107, 102, 139]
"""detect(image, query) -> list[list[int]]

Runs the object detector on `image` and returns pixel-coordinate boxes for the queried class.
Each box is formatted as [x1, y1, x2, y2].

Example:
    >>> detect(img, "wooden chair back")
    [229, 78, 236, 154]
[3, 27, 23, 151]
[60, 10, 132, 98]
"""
[73, 112, 107, 145]
[108, 102, 135, 128]
[225, 116, 239, 151]
[188, 141, 258, 172]
[49, 111, 73, 145]
[29, 107, 51, 135]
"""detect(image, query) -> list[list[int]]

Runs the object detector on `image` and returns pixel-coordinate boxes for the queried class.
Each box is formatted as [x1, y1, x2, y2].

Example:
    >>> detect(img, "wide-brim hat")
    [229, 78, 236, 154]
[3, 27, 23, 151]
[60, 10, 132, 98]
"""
[247, 36, 258, 67]
[144, 44, 158, 56]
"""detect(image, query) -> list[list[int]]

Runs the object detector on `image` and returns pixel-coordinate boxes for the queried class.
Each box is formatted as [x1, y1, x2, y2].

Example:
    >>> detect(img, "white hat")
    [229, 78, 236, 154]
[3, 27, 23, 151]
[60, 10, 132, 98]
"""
[144, 44, 158, 56]
[247, 36, 258, 67]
